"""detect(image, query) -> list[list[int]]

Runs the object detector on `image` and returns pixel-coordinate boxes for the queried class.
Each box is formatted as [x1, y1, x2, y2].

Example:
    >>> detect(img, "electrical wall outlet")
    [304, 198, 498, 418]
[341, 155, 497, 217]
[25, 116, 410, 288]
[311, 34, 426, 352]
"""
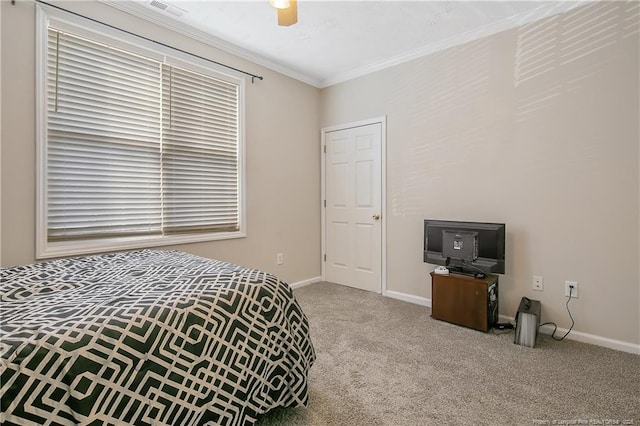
[532, 276, 544, 291]
[565, 281, 579, 298]
[276, 253, 284, 265]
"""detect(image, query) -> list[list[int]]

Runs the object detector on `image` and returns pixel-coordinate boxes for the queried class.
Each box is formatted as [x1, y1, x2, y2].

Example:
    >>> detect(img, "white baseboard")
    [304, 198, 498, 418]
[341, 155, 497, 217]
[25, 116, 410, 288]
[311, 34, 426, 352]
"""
[540, 326, 640, 355]
[295, 281, 640, 355]
[289, 276, 322, 290]
[383, 290, 431, 308]
[499, 315, 640, 355]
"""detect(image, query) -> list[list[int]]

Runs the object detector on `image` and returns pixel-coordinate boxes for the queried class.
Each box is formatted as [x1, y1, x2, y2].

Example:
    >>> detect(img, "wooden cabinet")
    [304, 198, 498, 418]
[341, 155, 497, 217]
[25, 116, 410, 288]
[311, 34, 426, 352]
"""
[430, 272, 498, 332]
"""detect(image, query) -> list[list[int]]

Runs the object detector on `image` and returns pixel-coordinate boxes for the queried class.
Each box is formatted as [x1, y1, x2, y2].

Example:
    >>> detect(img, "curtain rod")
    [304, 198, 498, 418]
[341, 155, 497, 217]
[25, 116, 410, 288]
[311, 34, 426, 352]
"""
[18, 0, 265, 83]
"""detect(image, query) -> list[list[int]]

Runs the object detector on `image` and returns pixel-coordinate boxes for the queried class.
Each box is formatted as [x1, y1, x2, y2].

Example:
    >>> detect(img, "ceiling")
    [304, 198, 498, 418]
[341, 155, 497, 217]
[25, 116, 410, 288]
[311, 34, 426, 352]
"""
[101, 1, 587, 88]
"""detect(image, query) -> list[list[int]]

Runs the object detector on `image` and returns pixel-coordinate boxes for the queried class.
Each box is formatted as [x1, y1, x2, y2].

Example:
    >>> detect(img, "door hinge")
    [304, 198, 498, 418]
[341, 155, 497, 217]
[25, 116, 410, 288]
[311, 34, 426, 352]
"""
[323, 145, 326, 153]
[324, 254, 326, 262]
[323, 199, 326, 207]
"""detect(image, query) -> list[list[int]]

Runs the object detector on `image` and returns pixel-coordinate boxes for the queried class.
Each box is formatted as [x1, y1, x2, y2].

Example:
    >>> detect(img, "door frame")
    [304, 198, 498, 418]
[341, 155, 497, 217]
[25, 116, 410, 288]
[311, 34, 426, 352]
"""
[320, 116, 387, 294]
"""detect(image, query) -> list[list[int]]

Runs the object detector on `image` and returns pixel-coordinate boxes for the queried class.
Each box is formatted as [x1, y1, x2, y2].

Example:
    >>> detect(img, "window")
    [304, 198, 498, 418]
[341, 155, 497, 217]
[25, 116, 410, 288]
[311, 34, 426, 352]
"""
[36, 6, 245, 258]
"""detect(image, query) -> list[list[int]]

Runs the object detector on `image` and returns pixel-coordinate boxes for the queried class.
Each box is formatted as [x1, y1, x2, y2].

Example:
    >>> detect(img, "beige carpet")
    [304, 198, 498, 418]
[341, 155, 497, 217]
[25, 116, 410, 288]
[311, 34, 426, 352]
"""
[257, 282, 639, 426]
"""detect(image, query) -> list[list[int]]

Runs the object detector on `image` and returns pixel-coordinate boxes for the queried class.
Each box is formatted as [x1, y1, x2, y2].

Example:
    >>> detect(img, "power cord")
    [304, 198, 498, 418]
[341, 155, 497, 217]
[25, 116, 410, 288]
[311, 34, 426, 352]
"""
[459, 259, 486, 275]
[539, 285, 575, 341]
[491, 325, 515, 335]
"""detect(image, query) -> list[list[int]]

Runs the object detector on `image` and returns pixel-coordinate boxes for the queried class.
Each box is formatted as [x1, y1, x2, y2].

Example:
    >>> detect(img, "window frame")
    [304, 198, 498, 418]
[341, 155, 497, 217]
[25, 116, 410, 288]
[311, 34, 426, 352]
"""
[35, 4, 246, 259]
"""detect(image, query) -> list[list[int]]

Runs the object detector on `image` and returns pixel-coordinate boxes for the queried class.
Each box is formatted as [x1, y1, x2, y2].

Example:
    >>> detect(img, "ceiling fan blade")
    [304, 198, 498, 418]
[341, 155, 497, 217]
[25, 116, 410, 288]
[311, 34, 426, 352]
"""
[278, 0, 297, 26]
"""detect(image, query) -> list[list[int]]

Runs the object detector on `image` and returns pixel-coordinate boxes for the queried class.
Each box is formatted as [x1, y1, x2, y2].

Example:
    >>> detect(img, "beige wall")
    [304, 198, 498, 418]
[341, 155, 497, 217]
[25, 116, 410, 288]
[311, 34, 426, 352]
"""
[0, 0, 3, 265]
[321, 2, 639, 345]
[1, 0, 638, 348]
[0, 0, 322, 284]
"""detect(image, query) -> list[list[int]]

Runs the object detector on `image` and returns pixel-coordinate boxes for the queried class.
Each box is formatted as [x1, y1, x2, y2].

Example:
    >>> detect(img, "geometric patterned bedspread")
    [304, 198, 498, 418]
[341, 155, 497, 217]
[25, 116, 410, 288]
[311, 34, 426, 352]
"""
[0, 250, 315, 425]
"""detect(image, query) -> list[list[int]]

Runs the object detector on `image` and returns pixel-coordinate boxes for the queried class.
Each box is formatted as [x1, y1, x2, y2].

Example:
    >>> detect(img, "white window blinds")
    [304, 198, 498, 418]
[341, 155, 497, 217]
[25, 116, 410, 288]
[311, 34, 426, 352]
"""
[45, 28, 241, 246]
[47, 29, 163, 241]
[162, 65, 240, 234]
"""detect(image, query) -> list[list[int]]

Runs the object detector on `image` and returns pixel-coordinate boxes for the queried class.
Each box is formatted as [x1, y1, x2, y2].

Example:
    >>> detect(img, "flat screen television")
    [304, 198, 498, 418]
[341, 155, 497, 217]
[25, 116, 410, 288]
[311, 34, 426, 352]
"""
[424, 219, 506, 275]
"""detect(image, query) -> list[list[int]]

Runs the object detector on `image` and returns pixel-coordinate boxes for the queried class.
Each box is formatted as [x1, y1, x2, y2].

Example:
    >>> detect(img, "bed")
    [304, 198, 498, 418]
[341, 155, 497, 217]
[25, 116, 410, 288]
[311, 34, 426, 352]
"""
[0, 249, 315, 425]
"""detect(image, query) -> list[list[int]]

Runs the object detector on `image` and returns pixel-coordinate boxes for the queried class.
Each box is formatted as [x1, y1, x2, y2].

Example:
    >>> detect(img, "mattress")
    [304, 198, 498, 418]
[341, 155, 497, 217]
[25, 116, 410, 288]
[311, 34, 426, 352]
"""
[0, 249, 315, 425]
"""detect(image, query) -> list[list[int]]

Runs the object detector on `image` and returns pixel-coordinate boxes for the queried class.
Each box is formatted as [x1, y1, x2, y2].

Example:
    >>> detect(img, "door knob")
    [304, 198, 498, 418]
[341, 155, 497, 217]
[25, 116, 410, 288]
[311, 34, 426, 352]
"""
[373, 214, 380, 220]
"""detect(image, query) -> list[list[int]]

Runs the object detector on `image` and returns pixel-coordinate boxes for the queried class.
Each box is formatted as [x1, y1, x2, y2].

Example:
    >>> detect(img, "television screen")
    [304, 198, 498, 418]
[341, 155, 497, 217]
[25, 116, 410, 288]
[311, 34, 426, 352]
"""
[424, 220, 505, 275]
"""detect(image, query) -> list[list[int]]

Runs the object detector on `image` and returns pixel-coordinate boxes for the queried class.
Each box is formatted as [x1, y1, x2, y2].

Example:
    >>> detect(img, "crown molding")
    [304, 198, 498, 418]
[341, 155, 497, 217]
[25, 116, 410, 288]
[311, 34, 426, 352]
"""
[99, 0, 590, 90]
[97, 0, 323, 88]
[318, 1, 590, 88]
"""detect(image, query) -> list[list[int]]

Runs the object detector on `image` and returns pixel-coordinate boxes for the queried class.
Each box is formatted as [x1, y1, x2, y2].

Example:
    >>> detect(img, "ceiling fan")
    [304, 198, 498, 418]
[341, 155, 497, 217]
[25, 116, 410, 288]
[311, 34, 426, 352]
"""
[269, 0, 297, 26]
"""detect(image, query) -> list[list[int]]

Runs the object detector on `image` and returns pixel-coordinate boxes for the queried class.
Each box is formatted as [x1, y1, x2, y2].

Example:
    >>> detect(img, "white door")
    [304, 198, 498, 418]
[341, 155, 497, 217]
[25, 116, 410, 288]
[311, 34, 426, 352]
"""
[324, 122, 382, 293]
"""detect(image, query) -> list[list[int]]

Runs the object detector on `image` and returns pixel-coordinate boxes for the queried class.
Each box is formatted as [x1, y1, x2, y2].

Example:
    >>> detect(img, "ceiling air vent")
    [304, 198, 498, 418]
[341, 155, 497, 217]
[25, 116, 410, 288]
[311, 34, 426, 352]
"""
[149, 0, 168, 11]
[147, 0, 186, 17]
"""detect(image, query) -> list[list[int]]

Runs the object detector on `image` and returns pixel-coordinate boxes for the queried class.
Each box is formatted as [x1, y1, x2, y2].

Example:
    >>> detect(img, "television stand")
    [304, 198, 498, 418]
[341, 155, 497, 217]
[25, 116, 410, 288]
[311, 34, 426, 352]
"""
[430, 272, 498, 332]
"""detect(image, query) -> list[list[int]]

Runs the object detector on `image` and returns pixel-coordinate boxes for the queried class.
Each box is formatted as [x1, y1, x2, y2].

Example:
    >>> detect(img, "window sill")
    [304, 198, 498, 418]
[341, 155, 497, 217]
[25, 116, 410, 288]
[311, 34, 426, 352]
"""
[36, 231, 246, 260]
